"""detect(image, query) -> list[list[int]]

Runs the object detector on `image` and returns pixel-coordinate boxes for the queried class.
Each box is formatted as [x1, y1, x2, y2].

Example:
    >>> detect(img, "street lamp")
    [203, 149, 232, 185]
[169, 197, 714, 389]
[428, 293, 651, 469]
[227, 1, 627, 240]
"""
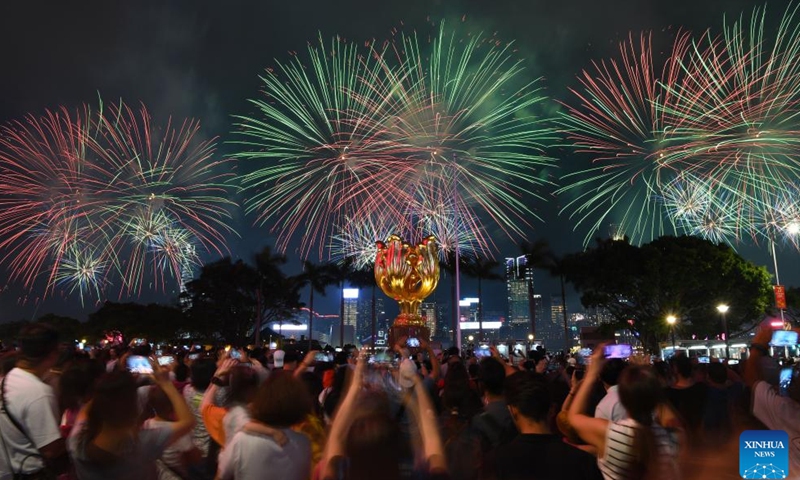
[666, 315, 677, 355]
[717, 304, 730, 359]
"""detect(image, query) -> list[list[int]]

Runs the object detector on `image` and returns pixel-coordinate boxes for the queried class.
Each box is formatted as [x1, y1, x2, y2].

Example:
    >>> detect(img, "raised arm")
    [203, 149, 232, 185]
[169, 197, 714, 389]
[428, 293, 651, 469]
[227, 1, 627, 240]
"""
[744, 320, 775, 388]
[294, 350, 318, 378]
[567, 346, 609, 454]
[200, 358, 237, 446]
[421, 339, 440, 381]
[410, 375, 448, 473]
[320, 354, 366, 476]
[490, 345, 518, 377]
[151, 361, 195, 445]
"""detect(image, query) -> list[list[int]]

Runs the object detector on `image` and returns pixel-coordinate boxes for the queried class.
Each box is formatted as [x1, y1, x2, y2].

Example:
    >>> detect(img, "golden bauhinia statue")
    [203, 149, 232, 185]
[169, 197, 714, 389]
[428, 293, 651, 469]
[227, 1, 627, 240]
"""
[374, 234, 440, 349]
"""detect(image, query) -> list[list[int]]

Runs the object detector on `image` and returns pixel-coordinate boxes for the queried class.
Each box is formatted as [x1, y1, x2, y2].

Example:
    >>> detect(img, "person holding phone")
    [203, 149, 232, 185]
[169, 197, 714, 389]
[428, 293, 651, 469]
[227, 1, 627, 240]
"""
[67, 362, 195, 480]
[744, 320, 800, 475]
[567, 345, 681, 480]
[665, 354, 707, 447]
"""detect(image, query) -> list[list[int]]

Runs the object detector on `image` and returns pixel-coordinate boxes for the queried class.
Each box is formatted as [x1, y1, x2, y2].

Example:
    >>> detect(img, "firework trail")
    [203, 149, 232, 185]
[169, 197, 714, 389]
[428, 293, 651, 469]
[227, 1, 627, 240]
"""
[557, 31, 692, 245]
[233, 36, 417, 258]
[0, 100, 236, 301]
[235, 25, 556, 260]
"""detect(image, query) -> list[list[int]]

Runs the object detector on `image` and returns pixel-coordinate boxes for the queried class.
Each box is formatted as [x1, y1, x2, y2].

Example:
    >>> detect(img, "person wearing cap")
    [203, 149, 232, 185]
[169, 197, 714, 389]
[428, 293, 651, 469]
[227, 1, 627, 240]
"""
[272, 350, 286, 370]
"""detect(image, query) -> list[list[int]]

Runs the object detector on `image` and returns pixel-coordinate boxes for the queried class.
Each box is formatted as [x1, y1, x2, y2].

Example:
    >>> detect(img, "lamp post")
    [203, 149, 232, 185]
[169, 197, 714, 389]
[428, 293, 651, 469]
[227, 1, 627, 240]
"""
[717, 304, 730, 359]
[666, 315, 677, 356]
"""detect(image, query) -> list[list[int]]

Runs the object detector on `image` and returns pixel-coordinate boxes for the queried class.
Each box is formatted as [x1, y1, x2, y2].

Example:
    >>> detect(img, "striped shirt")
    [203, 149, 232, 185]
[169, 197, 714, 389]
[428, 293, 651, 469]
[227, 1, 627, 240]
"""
[598, 418, 679, 480]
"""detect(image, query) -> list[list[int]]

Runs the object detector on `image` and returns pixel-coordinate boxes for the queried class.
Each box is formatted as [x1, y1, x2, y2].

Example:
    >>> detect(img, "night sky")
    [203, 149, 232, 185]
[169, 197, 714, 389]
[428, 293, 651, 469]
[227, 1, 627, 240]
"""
[0, 0, 797, 323]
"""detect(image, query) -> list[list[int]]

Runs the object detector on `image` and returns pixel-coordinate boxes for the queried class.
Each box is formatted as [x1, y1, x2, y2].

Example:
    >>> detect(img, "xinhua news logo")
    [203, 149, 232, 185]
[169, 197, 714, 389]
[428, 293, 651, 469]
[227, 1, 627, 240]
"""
[740, 430, 789, 479]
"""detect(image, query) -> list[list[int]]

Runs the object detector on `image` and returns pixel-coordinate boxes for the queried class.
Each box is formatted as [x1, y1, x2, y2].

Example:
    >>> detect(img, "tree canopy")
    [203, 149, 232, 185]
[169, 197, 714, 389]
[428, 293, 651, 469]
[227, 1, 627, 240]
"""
[561, 235, 773, 352]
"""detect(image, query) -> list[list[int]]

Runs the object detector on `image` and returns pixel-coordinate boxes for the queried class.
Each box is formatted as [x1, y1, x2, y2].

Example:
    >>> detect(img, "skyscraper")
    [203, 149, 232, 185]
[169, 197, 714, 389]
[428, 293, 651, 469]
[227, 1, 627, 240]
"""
[421, 302, 438, 337]
[538, 294, 565, 351]
[506, 255, 536, 337]
[343, 288, 359, 330]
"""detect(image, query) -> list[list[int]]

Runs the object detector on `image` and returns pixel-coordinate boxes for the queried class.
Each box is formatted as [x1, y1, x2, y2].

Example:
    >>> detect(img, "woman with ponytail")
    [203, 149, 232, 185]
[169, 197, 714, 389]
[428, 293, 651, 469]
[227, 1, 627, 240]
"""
[567, 346, 681, 480]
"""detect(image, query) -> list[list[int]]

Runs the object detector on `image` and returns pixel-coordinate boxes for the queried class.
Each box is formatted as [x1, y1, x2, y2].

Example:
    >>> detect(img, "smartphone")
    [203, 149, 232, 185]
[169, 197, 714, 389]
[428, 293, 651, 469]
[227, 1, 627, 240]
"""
[604, 344, 632, 359]
[132, 338, 147, 346]
[126, 355, 153, 374]
[574, 368, 586, 381]
[188, 353, 200, 361]
[474, 346, 492, 358]
[157, 356, 174, 366]
[698, 356, 710, 364]
[314, 352, 330, 362]
[770, 330, 799, 347]
[230, 349, 242, 360]
[779, 367, 794, 397]
[154, 349, 163, 357]
[407, 338, 420, 348]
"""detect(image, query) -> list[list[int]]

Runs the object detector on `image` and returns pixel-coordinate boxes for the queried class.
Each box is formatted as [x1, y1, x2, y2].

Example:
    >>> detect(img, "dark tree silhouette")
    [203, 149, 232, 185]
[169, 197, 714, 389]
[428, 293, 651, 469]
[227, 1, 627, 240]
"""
[561, 236, 773, 353]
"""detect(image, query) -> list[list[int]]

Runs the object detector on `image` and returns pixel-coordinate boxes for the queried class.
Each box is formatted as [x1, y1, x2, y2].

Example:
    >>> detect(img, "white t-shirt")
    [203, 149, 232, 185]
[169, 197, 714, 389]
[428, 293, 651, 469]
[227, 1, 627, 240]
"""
[0, 368, 62, 480]
[218, 429, 310, 480]
[752, 381, 800, 478]
[143, 418, 194, 479]
[223, 405, 250, 446]
[595, 385, 628, 422]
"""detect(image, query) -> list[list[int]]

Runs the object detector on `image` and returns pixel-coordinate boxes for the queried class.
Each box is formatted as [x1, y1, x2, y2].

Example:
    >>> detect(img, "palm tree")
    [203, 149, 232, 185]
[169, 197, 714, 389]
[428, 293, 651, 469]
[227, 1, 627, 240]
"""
[519, 240, 555, 340]
[253, 246, 287, 345]
[464, 256, 503, 342]
[300, 260, 338, 350]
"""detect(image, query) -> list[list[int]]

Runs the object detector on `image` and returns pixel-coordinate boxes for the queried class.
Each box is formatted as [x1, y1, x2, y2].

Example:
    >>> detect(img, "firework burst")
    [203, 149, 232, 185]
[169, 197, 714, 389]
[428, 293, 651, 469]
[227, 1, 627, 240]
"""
[557, 31, 693, 244]
[235, 25, 556, 260]
[0, 100, 236, 300]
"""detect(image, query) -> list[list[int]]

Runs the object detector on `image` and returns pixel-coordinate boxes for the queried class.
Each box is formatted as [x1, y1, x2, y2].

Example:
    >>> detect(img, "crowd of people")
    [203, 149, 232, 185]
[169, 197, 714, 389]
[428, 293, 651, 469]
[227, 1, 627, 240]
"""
[0, 319, 798, 480]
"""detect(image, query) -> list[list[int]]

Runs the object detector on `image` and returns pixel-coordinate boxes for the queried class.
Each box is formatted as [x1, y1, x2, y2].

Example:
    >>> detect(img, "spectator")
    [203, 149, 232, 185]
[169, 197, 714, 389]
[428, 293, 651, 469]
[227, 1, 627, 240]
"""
[218, 373, 313, 480]
[0, 323, 69, 480]
[172, 363, 190, 394]
[594, 359, 628, 422]
[144, 386, 202, 480]
[666, 354, 707, 445]
[182, 358, 216, 462]
[701, 362, 743, 444]
[58, 359, 104, 438]
[320, 365, 349, 425]
[438, 360, 483, 479]
[105, 348, 119, 373]
[568, 347, 681, 480]
[201, 359, 259, 447]
[744, 321, 800, 475]
[67, 368, 195, 480]
[484, 371, 602, 480]
[318, 353, 448, 480]
[471, 357, 517, 450]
